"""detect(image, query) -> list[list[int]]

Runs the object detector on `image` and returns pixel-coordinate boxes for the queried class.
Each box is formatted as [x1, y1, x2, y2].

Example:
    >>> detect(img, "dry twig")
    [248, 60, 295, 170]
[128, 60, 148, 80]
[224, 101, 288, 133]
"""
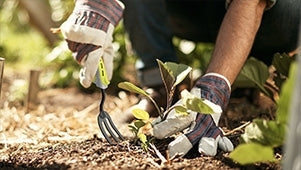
[224, 121, 251, 136]
[149, 143, 167, 165]
[50, 28, 61, 34]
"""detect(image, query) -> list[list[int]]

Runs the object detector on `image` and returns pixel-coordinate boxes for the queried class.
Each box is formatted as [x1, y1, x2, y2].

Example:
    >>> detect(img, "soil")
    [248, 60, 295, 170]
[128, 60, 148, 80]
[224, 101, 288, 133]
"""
[0, 70, 282, 170]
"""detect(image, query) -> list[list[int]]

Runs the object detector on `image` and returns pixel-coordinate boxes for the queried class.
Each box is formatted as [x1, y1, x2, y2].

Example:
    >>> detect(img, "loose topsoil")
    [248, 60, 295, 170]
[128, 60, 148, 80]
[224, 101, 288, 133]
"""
[0, 71, 281, 170]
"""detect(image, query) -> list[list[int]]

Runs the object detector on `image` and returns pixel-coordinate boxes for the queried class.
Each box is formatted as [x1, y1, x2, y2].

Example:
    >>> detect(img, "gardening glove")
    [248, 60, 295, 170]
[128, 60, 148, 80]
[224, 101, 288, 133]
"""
[153, 73, 234, 158]
[60, 0, 124, 88]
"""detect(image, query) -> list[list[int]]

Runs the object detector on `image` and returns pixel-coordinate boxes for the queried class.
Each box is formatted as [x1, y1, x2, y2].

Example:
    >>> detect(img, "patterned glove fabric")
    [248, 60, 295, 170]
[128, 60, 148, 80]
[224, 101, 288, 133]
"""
[153, 73, 233, 158]
[60, 0, 124, 88]
[198, 123, 233, 156]
[185, 74, 231, 146]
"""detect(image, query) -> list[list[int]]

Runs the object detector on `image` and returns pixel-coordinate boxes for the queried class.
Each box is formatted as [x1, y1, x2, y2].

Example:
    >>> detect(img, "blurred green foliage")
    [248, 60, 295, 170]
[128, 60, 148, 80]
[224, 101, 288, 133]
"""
[173, 38, 213, 71]
[0, 0, 213, 93]
[230, 62, 297, 165]
[0, 0, 81, 89]
[0, 0, 278, 96]
[0, 0, 50, 65]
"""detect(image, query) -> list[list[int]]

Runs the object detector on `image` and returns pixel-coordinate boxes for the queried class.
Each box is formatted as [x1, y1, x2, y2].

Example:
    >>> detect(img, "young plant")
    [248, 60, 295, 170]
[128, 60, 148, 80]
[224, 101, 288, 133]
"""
[118, 59, 194, 149]
[156, 59, 192, 111]
[229, 62, 297, 165]
[128, 108, 152, 150]
[119, 59, 227, 149]
[118, 59, 193, 119]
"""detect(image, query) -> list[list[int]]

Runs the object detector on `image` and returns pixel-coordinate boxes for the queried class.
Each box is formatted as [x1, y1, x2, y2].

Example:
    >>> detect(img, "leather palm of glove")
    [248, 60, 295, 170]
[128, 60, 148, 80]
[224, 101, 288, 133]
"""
[153, 73, 234, 158]
[60, 0, 124, 88]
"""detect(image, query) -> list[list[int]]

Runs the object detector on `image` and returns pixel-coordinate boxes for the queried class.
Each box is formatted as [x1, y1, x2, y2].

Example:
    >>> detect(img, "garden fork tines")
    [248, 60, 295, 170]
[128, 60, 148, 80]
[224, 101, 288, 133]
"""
[93, 60, 124, 144]
[97, 88, 124, 144]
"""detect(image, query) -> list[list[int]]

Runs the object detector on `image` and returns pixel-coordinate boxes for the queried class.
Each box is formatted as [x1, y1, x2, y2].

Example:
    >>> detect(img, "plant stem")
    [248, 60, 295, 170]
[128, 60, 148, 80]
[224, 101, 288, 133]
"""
[166, 87, 175, 111]
[146, 95, 162, 119]
[162, 104, 185, 121]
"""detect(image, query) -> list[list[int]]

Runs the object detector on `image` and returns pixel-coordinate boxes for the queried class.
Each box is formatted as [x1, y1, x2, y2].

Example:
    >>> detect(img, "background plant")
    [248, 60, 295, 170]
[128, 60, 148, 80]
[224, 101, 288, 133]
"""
[229, 54, 296, 165]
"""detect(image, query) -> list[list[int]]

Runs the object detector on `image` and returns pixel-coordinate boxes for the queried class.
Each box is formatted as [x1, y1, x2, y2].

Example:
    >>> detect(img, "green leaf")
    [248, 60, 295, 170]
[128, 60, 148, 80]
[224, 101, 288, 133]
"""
[157, 59, 192, 94]
[118, 82, 149, 96]
[137, 132, 147, 144]
[181, 90, 221, 114]
[183, 98, 214, 114]
[132, 109, 150, 121]
[241, 119, 285, 147]
[120, 82, 161, 119]
[233, 57, 270, 96]
[276, 62, 296, 124]
[229, 143, 276, 165]
[174, 105, 188, 115]
[157, 60, 175, 95]
[128, 124, 138, 134]
[272, 53, 295, 88]
[272, 53, 294, 77]
[134, 120, 146, 129]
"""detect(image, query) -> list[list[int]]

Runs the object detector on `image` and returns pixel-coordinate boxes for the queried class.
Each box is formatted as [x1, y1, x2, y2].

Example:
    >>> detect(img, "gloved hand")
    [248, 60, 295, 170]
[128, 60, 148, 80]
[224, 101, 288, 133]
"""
[59, 0, 124, 88]
[153, 73, 234, 158]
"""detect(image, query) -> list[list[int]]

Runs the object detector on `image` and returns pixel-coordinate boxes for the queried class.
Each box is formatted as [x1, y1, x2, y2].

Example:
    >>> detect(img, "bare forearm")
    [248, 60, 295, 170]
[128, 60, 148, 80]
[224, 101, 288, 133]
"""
[206, 0, 267, 84]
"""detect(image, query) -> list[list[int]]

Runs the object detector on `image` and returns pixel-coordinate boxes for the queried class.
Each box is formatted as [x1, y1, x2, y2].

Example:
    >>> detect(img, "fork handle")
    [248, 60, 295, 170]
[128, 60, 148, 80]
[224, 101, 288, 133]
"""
[99, 89, 106, 112]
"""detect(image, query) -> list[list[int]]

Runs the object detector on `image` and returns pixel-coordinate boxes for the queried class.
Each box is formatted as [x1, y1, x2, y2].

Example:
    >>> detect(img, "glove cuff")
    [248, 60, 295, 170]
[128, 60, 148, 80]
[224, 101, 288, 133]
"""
[203, 73, 231, 91]
[60, 0, 124, 50]
[195, 73, 231, 110]
[74, 0, 124, 26]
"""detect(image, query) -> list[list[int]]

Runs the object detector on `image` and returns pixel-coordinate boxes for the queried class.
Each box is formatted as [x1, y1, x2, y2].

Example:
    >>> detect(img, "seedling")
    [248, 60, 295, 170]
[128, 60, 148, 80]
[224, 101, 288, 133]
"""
[128, 108, 152, 150]
[119, 59, 220, 149]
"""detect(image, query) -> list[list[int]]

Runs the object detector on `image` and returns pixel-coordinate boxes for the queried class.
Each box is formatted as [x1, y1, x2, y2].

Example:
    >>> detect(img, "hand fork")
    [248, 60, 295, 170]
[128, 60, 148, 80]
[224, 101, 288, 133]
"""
[94, 59, 124, 144]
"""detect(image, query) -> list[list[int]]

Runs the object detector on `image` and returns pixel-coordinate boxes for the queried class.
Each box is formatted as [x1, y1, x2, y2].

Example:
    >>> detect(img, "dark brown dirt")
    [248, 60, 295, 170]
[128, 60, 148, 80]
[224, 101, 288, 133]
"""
[0, 71, 282, 170]
[0, 137, 281, 170]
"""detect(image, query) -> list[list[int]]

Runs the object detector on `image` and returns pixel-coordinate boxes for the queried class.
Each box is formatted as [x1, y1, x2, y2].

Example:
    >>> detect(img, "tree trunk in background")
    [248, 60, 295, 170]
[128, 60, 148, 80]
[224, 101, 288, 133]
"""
[18, 0, 59, 46]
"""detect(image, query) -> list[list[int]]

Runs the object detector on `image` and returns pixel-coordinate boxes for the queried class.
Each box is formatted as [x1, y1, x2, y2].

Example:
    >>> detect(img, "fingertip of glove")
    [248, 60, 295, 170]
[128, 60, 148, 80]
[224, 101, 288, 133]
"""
[168, 134, 192, 158]
[79, 68, 93, 88]
[198, 136, 234, 156]
[198, 137, 218, 156]
[219, 136, 234, 152]
[80, 79, 92, 88]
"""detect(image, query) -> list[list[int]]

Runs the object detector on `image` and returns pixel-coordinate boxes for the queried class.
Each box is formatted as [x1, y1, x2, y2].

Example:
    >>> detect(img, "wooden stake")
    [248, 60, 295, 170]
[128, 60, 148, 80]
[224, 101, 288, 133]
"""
[0, 58, 4, 100]
[26, 69, 41, 111]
